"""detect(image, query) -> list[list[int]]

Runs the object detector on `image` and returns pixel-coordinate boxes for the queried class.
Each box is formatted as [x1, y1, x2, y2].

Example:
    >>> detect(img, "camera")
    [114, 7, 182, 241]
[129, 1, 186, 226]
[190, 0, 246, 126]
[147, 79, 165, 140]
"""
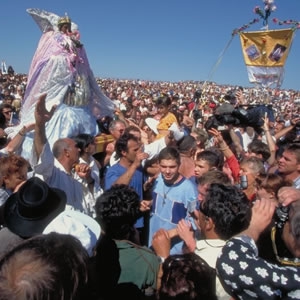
[204, 104, 274, 134]
[205, 111, 240, 131]
[275, 205, 289, 229]
[224, 90, 236, 104]
[193, 90, 202, 101]
[239, 175, 248, 190]
[223, 87, 243, 105]
[192, 109, 202, 122]
[235, 175, 248, 190]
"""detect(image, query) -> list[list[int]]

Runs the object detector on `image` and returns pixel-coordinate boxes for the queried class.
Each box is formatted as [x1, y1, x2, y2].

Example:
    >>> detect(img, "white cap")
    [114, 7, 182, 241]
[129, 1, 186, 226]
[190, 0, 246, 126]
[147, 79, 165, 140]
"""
[145, 117, 159, 135]
[43, 210, 101, 256]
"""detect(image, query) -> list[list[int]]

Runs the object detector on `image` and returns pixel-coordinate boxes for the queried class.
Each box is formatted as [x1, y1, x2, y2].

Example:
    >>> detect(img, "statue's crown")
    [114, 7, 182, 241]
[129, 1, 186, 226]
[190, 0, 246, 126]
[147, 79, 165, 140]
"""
[58, 13, 71, 26]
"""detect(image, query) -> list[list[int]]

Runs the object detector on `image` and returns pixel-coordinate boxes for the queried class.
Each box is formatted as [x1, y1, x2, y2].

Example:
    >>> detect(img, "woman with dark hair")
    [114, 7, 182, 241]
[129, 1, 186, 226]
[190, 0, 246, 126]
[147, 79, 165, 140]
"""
[255, 173, 292, 204]
[155, 95, 179, 140]
[158, 252, 217, 300]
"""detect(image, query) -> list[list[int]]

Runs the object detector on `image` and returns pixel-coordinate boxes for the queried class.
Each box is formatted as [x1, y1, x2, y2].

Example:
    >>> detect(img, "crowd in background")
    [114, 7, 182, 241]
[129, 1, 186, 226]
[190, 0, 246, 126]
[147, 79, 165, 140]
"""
[1, 67, 300, 300]
[1, 70, 300, 130]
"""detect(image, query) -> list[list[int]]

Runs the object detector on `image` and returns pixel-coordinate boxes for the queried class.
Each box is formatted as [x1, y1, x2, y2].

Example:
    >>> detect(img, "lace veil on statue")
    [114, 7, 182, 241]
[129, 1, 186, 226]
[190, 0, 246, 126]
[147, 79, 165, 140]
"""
[15, 8, 114, 160]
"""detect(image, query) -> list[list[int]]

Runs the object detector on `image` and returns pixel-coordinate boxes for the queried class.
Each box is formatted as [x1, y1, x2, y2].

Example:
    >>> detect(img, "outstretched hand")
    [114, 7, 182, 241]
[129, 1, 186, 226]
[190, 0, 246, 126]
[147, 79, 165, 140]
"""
[34, 93, 57, 125]
[208, 128, 224, 144]
[235, 89, 245, 106]
[261, 114, 270, 131]
[278, 186, 300, 207]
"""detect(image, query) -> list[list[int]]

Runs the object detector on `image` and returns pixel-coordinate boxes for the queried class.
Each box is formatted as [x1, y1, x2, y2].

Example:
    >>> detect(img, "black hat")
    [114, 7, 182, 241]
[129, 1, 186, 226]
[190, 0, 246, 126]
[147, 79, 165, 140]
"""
[4, 177, 66, 238]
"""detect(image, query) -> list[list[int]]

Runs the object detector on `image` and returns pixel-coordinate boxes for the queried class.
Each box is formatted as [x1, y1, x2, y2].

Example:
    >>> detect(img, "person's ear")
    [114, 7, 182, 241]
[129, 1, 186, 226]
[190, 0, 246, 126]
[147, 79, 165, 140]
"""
[64, 148, 70, 157]
[205, 217, 215, 231]
[257, 153, 263, 160]
[190, 148, 197, 156]
[269, 191, 276, 200]
[2, 175, 10, 187]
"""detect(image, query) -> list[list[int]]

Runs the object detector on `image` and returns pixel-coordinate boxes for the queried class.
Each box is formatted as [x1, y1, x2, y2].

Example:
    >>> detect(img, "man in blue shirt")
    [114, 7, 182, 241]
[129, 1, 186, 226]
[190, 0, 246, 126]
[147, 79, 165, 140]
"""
[104, 132, 150, 244]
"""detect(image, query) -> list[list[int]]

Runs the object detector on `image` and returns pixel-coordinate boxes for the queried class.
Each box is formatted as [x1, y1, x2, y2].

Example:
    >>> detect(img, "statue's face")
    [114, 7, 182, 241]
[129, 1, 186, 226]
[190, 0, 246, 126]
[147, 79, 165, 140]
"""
[60, 23, 71, 33]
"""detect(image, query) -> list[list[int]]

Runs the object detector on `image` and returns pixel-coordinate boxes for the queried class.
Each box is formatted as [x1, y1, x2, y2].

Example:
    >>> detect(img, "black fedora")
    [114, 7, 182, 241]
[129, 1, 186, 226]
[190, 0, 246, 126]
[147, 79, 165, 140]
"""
[4, 177, 66, 238]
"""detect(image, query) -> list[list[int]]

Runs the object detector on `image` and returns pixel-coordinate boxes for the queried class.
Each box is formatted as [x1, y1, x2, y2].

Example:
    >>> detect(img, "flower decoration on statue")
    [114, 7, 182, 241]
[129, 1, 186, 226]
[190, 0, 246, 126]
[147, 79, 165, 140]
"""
[253, 0, 277, 26]
[67, 30, 83, 48]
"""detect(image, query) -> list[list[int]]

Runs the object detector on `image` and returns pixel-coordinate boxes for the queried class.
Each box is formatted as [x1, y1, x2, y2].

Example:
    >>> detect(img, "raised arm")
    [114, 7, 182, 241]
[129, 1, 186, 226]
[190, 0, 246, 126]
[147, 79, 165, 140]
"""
[274, 117, 300, 141]
[112, 151, 148, 186]
[208, 127, 240, 182]
[261, 115, 276, 166]
[4, 123, 35, 154]
[34, 93, 57, 159]
[243, 197, 276, 241]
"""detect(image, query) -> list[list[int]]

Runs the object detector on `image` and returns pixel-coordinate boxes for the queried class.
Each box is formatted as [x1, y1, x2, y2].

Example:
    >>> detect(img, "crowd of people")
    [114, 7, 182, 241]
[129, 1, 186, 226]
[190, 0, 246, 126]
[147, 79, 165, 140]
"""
[0, 7, 300, 300]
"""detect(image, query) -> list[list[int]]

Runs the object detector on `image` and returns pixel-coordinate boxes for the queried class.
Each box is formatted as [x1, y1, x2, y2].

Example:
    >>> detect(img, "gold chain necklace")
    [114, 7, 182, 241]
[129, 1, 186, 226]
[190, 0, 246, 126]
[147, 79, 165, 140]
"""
[162, 174, 182, 205]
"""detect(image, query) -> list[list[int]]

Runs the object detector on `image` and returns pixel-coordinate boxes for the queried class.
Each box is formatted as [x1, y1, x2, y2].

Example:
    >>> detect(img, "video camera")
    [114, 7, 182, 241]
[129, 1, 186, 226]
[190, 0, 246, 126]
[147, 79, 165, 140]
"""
[224, 90, 237, 104]
[205, 104, 274, 134]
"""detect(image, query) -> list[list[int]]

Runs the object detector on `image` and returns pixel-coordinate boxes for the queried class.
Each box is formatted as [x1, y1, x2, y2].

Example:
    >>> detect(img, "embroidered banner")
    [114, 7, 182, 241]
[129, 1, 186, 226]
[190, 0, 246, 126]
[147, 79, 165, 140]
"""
[239, 28, 294, 87]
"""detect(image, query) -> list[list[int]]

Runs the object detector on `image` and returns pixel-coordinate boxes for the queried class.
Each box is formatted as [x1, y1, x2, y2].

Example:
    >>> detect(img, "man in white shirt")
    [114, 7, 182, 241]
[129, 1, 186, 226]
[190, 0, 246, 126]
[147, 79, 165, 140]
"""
[30, 93, 97, 214]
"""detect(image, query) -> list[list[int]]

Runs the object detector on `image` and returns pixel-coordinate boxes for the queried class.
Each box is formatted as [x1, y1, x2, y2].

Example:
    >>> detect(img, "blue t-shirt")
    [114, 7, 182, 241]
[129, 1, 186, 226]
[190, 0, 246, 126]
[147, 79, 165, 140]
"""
[105, 163, 145, 228]
[148, 174, 197, 254]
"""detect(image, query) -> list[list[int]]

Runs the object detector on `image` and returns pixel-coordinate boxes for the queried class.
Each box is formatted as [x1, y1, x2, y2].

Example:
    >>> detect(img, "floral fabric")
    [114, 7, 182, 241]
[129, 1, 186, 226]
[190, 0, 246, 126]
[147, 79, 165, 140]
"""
[216, 235, 300, 299]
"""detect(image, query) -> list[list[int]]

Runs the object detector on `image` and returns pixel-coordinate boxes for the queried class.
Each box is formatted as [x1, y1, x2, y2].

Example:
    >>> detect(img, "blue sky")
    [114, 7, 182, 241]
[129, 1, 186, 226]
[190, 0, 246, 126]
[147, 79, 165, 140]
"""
[1, 0, 299, 90]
